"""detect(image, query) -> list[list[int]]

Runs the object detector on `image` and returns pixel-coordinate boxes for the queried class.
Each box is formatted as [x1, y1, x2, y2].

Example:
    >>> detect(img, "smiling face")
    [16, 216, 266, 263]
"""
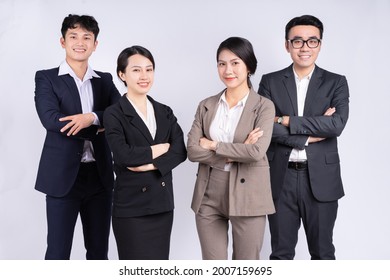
[119, 54, 154, 96]
[217, 49, 249, 92]
[285, 25, 321, 76]
[60, 24, 97, 65]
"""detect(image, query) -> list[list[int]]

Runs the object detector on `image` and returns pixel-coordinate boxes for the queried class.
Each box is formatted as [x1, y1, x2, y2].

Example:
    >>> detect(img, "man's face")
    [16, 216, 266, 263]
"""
[285, 25, 321, 73]
[60, 25, 97, 64]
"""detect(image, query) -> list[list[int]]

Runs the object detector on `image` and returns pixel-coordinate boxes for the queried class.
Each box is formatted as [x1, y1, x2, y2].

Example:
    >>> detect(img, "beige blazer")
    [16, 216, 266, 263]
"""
[187, 89, 276, 216]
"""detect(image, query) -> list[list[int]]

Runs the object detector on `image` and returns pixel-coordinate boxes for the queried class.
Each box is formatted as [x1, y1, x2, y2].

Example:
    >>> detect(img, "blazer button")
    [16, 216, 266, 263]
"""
[161, 181, 166, 187]
[240, 178, 245, 183]
[142, 187, 147, 192]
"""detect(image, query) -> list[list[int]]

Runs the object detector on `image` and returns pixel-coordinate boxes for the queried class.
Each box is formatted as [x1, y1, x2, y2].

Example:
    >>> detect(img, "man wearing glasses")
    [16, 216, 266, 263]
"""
[258, 15, 349, 259]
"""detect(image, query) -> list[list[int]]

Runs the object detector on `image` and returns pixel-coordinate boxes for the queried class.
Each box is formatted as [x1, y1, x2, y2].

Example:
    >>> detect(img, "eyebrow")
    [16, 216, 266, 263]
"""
[218, 58, 241, 63]
[129, 65, 153, 68]
[291, 36, 319, 40]
[67, 32, 93, 37]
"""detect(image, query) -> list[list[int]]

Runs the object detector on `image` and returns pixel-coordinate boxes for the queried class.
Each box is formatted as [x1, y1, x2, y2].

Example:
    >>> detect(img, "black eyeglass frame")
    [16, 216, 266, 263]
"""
[287, 38, 322, 49]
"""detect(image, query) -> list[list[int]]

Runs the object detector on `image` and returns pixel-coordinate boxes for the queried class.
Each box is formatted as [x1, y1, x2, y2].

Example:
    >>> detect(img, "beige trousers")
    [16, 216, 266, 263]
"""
[195, 168, 266, 260]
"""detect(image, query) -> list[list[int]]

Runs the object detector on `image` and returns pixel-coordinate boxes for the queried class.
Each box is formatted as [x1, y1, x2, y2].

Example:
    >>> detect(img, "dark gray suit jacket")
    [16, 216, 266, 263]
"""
[258, 64, 349, 202]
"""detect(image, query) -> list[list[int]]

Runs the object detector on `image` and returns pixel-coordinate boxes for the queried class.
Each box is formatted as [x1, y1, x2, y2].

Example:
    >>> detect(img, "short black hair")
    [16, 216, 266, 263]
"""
[116, 46, 155, 86]
[285, 15, 323, 40]
[61, 14, 99, 41]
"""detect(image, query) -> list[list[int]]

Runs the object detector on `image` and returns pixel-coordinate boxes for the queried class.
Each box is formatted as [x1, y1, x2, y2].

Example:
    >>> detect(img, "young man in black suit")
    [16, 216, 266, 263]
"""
[258, 15, 349, 259]
[34, 14, 120, 259]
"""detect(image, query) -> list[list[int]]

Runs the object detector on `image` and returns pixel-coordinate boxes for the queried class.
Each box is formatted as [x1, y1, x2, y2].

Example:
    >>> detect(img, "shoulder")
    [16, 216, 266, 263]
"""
[261, 65, 292, 80]
[105, 96, 124, 115]
[315, 66, 347, 81]
[147, 95, 172, 112]
[93, 70, 115, 83]
[248, 89, 274, 110]
[197, 90, 223, 108]
[35, 67, 59, 78]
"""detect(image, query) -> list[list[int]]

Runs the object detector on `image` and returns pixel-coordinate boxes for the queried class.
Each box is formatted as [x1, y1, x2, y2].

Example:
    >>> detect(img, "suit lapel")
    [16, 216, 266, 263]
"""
[283, 66, 298, 116]
[202, 91, 223, 139]
[303, 66, 323, 116]
[61, 74, 82, 113]
[90, 77, 101, 110]
[150, 96, 169, 142]
[119, 96, 154, 144]
[233, 89, 257, 143]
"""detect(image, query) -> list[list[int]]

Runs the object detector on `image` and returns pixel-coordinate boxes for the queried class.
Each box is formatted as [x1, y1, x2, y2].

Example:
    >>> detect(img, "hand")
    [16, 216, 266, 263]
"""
[97, 128, 105, 133]
[324, 107, 336, 116]
[151, 143, 170, 159]
[308, 136, 325, 143]
[127, 163, 156, 172]
[199, 137, 218, 151]
[244, 127, 263, 144]
[59, 113, 95, 136]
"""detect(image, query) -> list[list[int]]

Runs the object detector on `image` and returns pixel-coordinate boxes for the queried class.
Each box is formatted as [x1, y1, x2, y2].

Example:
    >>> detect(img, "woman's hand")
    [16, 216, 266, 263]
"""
[244, 127, 263, 144]
[151, 143, 170, 159]
[127, 163, 156, 172]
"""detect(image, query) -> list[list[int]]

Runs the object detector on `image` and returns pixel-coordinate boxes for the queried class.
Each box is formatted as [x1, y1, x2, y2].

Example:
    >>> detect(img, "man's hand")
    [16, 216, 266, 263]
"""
[59, 113, 95, 136]
[308, 107, 336, 144]
[324, 107, 336, 116]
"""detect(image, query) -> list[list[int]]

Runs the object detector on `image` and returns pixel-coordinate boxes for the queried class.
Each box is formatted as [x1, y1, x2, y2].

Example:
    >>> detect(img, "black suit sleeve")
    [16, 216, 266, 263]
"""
[153, 106, 187, 176]
[103, 106, 154, 167]
[289, 75, 349, 138]
[258, 75, 308, 150]
[34, 70, 99, 140]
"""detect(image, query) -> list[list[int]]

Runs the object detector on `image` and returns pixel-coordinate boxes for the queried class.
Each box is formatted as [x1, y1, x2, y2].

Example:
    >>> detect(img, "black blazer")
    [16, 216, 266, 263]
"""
[103, 95, 187, 217]
[259, 64, 349, 202]
[34, 67, 120, 197]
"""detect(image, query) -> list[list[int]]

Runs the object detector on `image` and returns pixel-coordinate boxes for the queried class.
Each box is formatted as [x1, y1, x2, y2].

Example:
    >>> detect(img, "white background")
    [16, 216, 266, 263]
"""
[0, 0, 389, 260]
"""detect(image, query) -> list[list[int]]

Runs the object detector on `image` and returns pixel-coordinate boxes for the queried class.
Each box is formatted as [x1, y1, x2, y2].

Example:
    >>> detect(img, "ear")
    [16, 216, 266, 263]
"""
[119, 71, 126, 81]
[285, 40, 290, 53]
[93, 40, 98, 51]
[60, 37, 65, 48]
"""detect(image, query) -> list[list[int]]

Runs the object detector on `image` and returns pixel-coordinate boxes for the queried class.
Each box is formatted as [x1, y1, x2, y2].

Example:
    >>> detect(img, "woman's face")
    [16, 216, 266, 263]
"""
[217, 49, 249, 91]
[120, 54, 154, 95]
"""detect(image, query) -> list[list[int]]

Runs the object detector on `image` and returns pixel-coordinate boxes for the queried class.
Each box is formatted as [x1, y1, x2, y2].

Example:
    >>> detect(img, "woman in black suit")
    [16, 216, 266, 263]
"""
[103, 46, 187, 260]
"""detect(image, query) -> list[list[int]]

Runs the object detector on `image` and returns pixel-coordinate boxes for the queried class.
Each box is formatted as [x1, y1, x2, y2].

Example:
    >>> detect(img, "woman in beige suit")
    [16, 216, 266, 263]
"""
[187, 37, 275, 260]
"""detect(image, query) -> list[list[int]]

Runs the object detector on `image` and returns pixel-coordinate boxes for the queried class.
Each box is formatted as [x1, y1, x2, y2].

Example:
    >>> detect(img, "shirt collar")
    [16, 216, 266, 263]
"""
[219, 90, 249, 108]
[293, 66, 315, 82]
[58, 60, 100, 81]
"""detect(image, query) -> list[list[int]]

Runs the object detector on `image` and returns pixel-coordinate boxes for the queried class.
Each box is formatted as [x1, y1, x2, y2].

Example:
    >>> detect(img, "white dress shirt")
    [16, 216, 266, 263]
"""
[288, 67, 315, 162]
[209, 91, 249, 171]
[58, 61, 100, 162]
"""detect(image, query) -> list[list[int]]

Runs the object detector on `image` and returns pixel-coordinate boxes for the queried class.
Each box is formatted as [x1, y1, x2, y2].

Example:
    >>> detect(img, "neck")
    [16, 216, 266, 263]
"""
[293, 64, 315, 79]
[225, 84, 250, 108]
[126, 91, 147, 106]
[66, 58, 88, 80]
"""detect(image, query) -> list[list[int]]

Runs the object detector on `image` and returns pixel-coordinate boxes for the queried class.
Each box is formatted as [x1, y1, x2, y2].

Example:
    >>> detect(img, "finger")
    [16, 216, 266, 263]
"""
[59, 115, 76, 122]
[60, 122, 73, 133]
[250, 127, 261, 135]
[67, 124, 78, 136]
[72, 126, 81, 136]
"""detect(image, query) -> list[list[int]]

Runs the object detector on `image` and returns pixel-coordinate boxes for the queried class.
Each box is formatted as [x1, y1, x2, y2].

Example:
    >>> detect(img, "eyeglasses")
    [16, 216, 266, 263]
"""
[288, 38, 321, 49]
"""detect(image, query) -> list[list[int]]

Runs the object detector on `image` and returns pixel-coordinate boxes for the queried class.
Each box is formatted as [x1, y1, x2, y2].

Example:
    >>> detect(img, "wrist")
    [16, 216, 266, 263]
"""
[211, 141, 219, 151]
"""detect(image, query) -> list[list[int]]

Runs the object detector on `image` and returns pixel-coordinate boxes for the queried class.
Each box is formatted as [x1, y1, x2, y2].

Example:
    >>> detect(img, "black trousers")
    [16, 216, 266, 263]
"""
[45, 162, 112, 260]
[268, 167, 338, 260]
[112, 211, 174, 260]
